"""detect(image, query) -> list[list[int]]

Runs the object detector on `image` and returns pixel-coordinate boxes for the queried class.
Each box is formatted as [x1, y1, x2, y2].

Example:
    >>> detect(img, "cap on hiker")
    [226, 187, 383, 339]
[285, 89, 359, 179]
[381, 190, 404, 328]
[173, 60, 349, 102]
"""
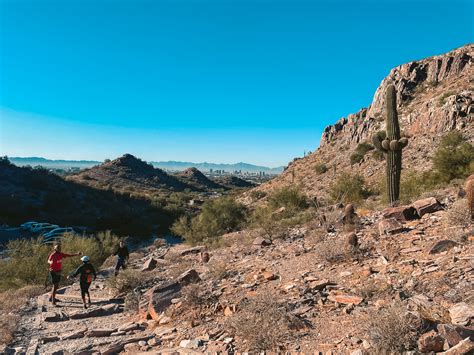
[81, 256, 90, 262]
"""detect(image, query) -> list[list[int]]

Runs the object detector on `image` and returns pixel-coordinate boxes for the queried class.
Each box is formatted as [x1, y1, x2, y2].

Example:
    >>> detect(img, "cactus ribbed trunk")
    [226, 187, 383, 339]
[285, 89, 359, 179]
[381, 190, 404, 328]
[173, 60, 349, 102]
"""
[385, 86, 402, 206]
[372, 85, 408, 206]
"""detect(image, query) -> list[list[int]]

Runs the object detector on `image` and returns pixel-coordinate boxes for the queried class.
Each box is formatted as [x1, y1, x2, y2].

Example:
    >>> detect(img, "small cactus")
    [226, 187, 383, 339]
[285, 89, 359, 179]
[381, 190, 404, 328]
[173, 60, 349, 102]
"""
[372, 85, 408, 206]
[466, 175, 474, 221]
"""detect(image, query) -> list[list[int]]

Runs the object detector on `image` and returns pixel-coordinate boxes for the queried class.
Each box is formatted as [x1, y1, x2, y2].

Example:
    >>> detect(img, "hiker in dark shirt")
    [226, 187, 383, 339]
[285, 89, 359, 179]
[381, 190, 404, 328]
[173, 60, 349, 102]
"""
[68, 255, 97, 309]
[114, 241, 129, 276]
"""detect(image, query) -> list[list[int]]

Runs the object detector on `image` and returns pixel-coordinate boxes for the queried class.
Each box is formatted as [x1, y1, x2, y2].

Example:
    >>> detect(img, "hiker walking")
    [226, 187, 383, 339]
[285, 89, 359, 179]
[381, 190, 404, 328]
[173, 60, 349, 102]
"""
[47, 244, 81, 305]
[114, 240, 129, 276]
[68, 255, 97, 309]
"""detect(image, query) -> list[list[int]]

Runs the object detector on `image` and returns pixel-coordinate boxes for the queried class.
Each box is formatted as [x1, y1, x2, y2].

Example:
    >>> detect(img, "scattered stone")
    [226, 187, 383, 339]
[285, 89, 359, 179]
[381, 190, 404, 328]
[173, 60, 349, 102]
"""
[346, 232, 358, 247]
[42, 312, 61, 322]
[118, 322, 140, 332]
[437, 324, 474, 347]
[86, 328, 116, 337]
[179, 339, 202, 349]
[147, 338, 160, 346]
[61, 327, 87, 340]
[308, 279, 334, 291]
[328, 293, 363, 305]
[138, 340, 147, 347]
[417, 330, 444, 352]
[177, 269, 201, 285]
[159, 316, 172, 325]
[262, 271, 278, 281]
[382, 205, 418, 221]
[378, 218, 406, 236]
[450, 303, 474, 326]
[180, 246, 206, 256]
[200, 251, 210, 263]
[154, 327, 176, 337]
[147, 281, 181, 320]
[142, 258, 158, 271]
[252, 237, 272, 247]
[442, 337, 474, 354]
[428, 239, 458, 254]
[41, 335, 60, 343]
[412, 197, 442, 217]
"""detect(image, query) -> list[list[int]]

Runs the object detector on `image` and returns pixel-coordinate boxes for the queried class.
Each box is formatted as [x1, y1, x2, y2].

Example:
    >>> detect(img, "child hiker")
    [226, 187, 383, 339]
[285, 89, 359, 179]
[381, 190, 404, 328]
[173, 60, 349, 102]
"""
[68, 255, 97, 309]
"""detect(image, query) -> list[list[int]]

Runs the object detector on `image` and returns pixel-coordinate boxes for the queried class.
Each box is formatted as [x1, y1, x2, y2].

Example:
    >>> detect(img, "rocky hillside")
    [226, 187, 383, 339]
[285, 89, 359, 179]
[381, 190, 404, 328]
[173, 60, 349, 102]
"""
[0, 159, 174, 234]
[68, 154, 193, 194]
[213, 175, 256, 189]
[246, 44, 473, 201]
[6, 189, 473, 353]
[175, 168, 224, 191]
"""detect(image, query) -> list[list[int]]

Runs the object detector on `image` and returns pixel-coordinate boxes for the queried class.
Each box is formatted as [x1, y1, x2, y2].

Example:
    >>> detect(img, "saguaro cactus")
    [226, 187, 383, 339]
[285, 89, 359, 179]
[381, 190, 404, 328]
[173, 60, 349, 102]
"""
[466, 175, 474, 221]
[372, 85, 408, 206]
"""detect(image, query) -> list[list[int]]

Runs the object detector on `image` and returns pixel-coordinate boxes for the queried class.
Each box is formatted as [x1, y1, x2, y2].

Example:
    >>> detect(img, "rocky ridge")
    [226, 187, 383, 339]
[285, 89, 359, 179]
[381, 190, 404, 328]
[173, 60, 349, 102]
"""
[245, 44, 473, 201]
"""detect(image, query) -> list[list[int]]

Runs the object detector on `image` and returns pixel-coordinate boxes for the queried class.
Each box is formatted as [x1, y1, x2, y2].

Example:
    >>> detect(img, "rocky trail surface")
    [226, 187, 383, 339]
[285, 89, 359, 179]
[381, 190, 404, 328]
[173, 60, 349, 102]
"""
[4, 192, 473, 354]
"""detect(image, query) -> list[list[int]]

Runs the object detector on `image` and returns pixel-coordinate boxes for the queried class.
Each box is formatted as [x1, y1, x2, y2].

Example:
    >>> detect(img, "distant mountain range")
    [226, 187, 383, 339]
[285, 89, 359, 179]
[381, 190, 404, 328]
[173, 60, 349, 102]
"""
[8, 157, 284, 174]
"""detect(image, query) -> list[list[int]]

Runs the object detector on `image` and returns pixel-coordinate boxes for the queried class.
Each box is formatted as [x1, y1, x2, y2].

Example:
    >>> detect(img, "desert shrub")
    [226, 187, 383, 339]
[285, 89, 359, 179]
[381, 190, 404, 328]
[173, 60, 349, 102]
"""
[0, 314, 19, 345]
[329, 173, 369, 203]
[365, 302, 419, 352]
[350, 142, 374, 165]
[124, 291, 140, 312]
[0, 232, 120, 291]
[0, 285, 44, 314]
[107, 269, 142, 294]
[227, 291, 292, 351]
[267, 186, 308, 213]
[371, 150, 385, 161]
[249, 190, 267, 201]
[250, 206, 286, 239]
[171, 197, 247, 245]
[314, 163, 328, 174]
[437, 91, 455, 106]
[433, 131, 474, 182]
[207, 258, 229, 280]
[181, 283, 218, 309]
[445, 199, 472, 229]
[316, 237, 359, 263]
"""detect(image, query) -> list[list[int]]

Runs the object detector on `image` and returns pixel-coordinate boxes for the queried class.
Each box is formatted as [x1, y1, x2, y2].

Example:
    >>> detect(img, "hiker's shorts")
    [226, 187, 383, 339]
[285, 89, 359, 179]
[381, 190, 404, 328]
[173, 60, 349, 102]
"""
[115, 257, 126, 271]
[80, 282, 91, 298]
[49, 271, 61, 285]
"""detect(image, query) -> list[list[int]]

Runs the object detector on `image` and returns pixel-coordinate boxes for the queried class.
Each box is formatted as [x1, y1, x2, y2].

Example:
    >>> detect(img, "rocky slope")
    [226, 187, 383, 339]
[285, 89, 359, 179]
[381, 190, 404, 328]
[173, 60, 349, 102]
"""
[68, 154, 193, 194]
[6, 189, 473, 353]
[175, 168, 225, 191]
[245, 44, 473, 201]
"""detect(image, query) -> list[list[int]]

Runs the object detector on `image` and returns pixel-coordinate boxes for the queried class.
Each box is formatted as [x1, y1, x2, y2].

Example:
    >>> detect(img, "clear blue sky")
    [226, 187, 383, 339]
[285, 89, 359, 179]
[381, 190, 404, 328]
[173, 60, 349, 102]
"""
[0, 0, 472, 167]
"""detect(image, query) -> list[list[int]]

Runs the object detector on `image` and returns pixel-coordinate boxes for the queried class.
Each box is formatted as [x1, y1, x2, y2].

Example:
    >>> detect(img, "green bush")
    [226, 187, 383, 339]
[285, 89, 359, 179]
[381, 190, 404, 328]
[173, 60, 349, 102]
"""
[314, 163, 328, 174]
[267, 186, 308, 213]
[350, 142, 374, 165]
[433, 131, 474, 182]
[171, 197, 247, 245]
[329, 173, 368, 203]
[0, 232, 120, 291]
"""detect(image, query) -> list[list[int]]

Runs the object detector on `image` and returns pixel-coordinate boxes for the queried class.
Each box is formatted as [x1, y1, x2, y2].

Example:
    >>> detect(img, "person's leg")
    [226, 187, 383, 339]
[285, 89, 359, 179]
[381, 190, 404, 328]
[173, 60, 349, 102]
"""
[52, 283, 58, 305]
[80, 283, 87, 309]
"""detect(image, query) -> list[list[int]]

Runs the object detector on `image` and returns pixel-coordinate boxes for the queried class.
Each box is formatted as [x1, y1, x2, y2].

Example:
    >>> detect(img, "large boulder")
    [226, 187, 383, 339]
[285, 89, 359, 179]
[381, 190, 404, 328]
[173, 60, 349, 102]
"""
[147, 281, 181, 321]
[428, 240, 458, 254]
[177, 269, 201, 286]
[142, 258, 158, 271]
[437, 324, 474, 347]
[417, 330, 444, 352]
[382, 205, 419, 221]
[450, 303, 474, 326]
[412, 197, 442, 217]
[378, 218, 405, 236]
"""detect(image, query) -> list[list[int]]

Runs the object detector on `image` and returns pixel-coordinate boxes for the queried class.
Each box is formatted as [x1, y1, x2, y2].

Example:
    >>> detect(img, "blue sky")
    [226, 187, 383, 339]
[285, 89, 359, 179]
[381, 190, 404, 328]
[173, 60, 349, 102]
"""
[0, 0, 472, 167]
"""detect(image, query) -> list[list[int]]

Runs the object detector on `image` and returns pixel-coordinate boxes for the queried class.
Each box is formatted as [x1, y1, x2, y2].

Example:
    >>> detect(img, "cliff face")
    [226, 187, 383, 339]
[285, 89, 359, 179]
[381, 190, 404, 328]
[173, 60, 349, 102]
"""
[247, 44, 473, 201]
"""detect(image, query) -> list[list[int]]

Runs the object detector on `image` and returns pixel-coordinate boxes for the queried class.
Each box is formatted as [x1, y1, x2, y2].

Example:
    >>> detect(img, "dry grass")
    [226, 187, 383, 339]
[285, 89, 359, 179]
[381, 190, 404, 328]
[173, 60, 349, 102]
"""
[445, 199, 472, 229]
[226, 291, 293, 351]
[316, 237, 360, 263]
[0, 314, 20, 345]
[207, 258, 229, 281]
[365, 302, 419, 352]
[107, 269, 143, 294]
[0, 285, 45, 313]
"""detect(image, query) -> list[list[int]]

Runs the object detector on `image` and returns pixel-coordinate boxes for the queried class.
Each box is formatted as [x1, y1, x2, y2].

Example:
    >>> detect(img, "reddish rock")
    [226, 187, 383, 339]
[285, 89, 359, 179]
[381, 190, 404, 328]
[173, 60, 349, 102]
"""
[382, 205, 418, 221]
[177, 269, 201, 285]
[308, 279, 333, 291]
[86, 328, 116, 337]
[142, 258, 158, 271]
[443, 337, 474, 355]
[428, 239, 458, 254]
[328, 293, 363, 305]
[180, 246, 206, 256]
[450, 303, 474, 326]
[252, 237, 272, 247]
[417, 330, 444, 352]
[147, 281, 181, 321]
[262, 271, 278, 281]
[437, 324, 474, 347]
[378, 218, 405, 236]
[412, 197, 442, 217]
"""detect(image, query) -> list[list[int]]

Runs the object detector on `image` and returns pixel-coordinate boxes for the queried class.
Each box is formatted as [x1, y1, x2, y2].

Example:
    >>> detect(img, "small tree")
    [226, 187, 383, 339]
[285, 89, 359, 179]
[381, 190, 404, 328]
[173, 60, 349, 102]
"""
[329, 173, 368, 203]
[433, 131, 474, 182]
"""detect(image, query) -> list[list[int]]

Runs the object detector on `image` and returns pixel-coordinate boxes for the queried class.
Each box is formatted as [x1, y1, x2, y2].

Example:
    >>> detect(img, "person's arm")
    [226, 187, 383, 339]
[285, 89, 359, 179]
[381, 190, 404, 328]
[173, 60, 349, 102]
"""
[125, 247, 130, 260]
[91, 265, 97, 280]
[69, 265, 82, 278]
[47, 253, 53, 265]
